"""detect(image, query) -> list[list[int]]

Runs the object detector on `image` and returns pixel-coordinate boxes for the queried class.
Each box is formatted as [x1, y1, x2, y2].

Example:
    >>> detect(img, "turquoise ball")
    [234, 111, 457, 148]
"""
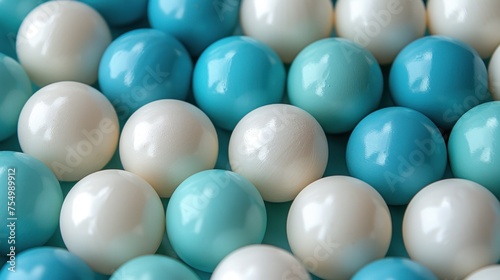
[110, 255, 199, 280]
[352, 257, 438, 280]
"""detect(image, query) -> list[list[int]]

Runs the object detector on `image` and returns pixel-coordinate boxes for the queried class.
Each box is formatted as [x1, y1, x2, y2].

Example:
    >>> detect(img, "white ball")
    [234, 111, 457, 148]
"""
[335, 0, 426, 64]
[287, 176, 392, 279]
[211, 244, 311, 280]
[18, 81, 119, 182]
[228, 104, 328, 202]
[465, 265, 500, 280]
[488, 44, 500, 100]
[403, 179, 500, 279]
[427, 0, 500, 58]
[120, 99, 218, 198]
[16, 1, 111, 86]
[60, 169, 165, 275]
[240, 0, 333, 63]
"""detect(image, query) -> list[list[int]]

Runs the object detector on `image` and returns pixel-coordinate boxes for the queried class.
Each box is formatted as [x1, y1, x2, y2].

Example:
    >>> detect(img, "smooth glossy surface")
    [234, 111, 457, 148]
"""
[287, 176, 392, 279]
[403, 179, 500, 279]
[346, 107, 447, 205]
[0, 53, 32, 141]
[16, 1, 111, 86]
[166, 170, 267, 272]
[99, 28, 192, 123]
[0, 247, 94, 280]
[352, 257, 438, 280]
[119, 100, 218, 198]
[211, 244, 311, 280]
[228, 104, 328, 202]
[288, 38, 383, 134]
[110, 255, 200, 280]
[448, 101, 500, 198]
[60, 170, 165, 275]
[488, 45, 500, 100]
[148, 0, 240, 57]
[465, 265, 500, 280]
[427, 0, 500, 58]
[390, 36, 489, 130]
[0, 152, 62, 255]
[193, 36, 285, 131]
[79, 0, 147, 26]
[18, 81, 119, 182]
[240, 0, 333, 63]
[336, 0, 426, 64]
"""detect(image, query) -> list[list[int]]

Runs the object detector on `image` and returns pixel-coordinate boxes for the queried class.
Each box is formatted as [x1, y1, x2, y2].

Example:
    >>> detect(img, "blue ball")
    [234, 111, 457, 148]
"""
[148, 0, 240, 57]
[0, 247, 94, 280]
[98, 28, 192, 123]
[346, 107, 447, 205]
[79, 0, 147, 26]
[352, 257, 438, 280]
[288, 38, 383, 134]
[193, 36, 285, 130]
[448, 101, 500, 198]
[390, 36, 489, 130]
[0, 152, 63, 255]
[166, 169, 267, 272]
[111, 255, 199, 280]
[0, 53, 32, 141]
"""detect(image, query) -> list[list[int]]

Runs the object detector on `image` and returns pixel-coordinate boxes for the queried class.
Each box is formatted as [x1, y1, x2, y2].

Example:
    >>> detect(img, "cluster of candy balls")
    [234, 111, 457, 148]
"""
[2, 0, 500, 279]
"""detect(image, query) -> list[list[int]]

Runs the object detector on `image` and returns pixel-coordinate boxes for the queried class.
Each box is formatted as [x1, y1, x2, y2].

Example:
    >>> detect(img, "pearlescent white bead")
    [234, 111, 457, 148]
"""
[465, 265, 500, 280]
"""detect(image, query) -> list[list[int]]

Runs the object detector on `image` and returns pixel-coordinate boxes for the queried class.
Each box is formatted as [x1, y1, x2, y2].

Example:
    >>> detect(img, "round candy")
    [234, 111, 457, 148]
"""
[288, 38, 383, 134]
[98, 28, 192, 123]
[148, 0, 240, 57]
[166, 170, 267, 272]
[465, 265, 500, 280]
[120, 99, 218, 198]
[346, 107, 447, 205]
[287, 176, 392, 279]
[352, 257, 438, 280]
[488, 45, 500, 100]
[240, 0, 333, 63]
[79, 0, 147, 26]
[0, 53, 32, 141]
[389, 36, 489, 130]
[16, 1, 111, 86]
[211, 244, 311, 280]
[110, 255, 199, 280]
[0, 152, 62, 255]
[228, 104, 328, 202]
[0, 247, 94, 280]
[335, 0, 426, 65]
[60, 170, 165, 275]
[427, 0, 500, 58]
[403, 179, 500, 279]
[448, 101, 500, 198]
[193, 36, 285, 131]
[17, 81, 119, 182]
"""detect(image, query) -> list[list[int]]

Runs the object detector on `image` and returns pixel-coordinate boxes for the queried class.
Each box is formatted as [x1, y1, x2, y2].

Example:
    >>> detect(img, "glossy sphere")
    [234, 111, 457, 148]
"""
[167, 170, 267, 272]
[228, 104, 328, 202]
[0, 247, 94, 280]
[448, 101, 500, 198]
[0, 152, 62, 255]
[17, 81, 119, 182]
[352, 258, 438, 280]
[465, 265, 500, 280]
[16, 1, 111, 86]
[110, 255, 199, 280]
[148, 0, 240, 57]
[0, 53, 32, 141]
[427, 0, 500, 58]
[120, 100, 218, 198]
[193, 36, 285, 131]
[346, 107, 447, 205]
[403, 179, 500, 279]
[79, 0, 147, 26]
[287, 176, 392, 279]
[240, 0, 333, 63]
[390, 36, 489, 130]
[488, 44, 500, 100]
[60, 170, 165, 275]
[211, 244, 311, 280]
[335, 0, 426, 65]
[288, 38, 383, 134]
[99, 29, 192, 123]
